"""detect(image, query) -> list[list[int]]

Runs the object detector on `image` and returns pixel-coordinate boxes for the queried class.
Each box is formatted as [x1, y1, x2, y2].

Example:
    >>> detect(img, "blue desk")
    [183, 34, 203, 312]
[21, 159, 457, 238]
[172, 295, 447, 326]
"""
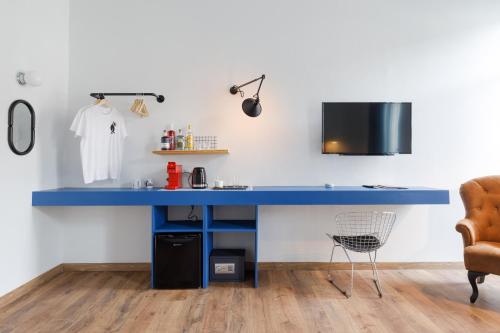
[32, 186, 449, 206]
[32, 186, 449, 288]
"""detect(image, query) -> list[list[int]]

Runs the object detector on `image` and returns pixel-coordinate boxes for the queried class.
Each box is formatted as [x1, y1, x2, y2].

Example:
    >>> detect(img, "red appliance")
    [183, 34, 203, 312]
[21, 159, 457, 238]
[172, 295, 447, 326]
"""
[166, 162, 183, 190]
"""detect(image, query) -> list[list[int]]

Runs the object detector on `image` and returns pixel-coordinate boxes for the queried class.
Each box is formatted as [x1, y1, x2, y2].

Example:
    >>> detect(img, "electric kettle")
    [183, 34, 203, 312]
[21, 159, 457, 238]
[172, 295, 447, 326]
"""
[189, 167, 207, 189]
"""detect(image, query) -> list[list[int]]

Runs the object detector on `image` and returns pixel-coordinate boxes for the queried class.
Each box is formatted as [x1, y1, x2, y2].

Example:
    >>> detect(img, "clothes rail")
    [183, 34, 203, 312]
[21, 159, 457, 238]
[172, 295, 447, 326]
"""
[90, 92, 165, 103]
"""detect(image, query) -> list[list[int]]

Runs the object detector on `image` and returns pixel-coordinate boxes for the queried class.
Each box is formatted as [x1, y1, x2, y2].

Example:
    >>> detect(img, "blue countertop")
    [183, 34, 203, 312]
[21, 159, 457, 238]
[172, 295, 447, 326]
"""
[32, 186, 450, 206]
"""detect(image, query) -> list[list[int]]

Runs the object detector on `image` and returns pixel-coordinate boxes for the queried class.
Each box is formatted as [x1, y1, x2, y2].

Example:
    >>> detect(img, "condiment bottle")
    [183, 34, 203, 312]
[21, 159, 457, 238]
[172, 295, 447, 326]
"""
[167, 124, 176, 150]
[176, 129, 185, 150]
[186, 124, 193, 150]
[161, 129, 169, 150]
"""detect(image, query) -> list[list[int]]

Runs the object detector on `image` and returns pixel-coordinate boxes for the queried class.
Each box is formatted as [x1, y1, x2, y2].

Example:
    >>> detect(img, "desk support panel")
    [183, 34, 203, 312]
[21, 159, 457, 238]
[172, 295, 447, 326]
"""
[152, 205, 259, 289]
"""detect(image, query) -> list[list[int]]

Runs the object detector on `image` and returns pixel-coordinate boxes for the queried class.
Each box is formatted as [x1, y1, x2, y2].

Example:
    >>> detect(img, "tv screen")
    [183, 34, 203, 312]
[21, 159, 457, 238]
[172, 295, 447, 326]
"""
[322, 102, 412, 155]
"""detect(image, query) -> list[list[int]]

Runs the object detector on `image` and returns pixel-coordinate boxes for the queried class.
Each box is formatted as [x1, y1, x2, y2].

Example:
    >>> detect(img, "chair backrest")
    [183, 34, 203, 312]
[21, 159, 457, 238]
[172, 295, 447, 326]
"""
[335, 211, 396, 252]
[461, 176, 500, 243]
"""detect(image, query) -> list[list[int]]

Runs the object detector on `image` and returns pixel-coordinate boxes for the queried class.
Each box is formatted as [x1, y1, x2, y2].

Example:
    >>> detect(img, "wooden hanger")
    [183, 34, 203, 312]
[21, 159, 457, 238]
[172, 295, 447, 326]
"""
[138, 102, 149, 117]
[130, 96, 149, 117]
[95, 97, 111, 108]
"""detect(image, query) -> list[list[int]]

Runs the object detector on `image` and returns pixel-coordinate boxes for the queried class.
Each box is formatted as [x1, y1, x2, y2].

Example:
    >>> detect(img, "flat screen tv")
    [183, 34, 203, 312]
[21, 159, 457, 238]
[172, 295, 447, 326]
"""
[322, 102, 412, 155]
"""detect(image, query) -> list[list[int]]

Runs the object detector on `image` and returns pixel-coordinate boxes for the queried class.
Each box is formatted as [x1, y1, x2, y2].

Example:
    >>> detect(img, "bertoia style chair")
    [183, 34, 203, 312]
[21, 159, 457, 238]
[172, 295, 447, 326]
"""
[326, 211, 396, 298]
[456, 176, 500, 303]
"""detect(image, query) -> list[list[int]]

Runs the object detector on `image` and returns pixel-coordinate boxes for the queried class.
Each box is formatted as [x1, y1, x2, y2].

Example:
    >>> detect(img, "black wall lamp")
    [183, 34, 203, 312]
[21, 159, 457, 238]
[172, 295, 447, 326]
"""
[229, 74, 266, 117]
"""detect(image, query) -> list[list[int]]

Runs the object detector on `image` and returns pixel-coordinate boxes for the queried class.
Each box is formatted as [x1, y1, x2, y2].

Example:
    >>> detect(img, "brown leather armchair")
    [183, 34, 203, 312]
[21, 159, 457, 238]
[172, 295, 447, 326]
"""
[456, 176, 500, 303]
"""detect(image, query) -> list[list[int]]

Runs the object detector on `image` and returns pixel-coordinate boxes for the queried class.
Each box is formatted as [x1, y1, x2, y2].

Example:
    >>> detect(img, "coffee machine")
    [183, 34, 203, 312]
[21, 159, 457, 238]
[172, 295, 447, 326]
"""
[166, 162, 182, 190]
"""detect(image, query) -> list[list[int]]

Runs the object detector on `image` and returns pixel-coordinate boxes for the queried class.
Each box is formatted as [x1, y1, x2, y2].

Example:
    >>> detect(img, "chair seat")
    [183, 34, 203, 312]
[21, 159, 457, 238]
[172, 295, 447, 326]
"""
[464, 241, 500, 276]
[332, 235, 381, 252]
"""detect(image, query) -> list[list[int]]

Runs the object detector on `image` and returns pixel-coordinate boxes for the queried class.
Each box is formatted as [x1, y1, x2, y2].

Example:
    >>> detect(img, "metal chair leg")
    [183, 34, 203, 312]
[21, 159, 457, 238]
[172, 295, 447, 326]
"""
[327, 243, 345, 295]
[369, 251, 383, 297]
[327, 243, 336, 281]
[341, 246, 354, 298]
[327, 241, 353, 298]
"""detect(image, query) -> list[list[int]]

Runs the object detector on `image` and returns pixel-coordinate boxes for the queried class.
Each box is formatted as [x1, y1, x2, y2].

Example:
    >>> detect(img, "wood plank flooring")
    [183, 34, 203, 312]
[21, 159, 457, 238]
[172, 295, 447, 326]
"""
[0, 269, 499, 333]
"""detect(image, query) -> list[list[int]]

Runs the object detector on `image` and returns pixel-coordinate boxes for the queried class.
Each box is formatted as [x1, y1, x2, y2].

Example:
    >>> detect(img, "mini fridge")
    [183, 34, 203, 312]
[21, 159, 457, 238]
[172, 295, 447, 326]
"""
[154, 233, 201, 289]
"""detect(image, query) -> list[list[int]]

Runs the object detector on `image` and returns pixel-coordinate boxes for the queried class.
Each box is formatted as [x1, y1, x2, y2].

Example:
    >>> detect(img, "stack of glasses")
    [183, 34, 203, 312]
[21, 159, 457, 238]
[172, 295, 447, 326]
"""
[194, 136, 218, 150]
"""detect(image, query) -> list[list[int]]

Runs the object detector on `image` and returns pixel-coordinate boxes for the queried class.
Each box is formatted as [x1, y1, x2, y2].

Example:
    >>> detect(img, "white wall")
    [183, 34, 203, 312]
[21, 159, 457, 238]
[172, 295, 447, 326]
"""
[0, 0, 68, 296]
[59, 0, 500, 263]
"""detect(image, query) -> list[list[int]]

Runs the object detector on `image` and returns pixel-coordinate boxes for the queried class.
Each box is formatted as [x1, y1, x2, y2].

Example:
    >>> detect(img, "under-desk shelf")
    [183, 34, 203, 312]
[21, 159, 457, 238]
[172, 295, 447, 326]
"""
[152, 149, 229, 155]
[154, 220, 202, 233]
[208, 219, 257, 232]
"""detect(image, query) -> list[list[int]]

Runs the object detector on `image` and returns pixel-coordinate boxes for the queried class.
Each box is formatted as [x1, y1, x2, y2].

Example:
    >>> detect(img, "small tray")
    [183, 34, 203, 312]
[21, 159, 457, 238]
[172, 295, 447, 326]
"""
[212, 185, 248, 190]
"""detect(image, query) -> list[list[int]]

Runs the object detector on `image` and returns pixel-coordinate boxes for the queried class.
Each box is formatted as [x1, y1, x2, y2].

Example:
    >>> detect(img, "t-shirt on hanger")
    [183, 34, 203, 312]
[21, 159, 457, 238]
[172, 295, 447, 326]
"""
[70, 104, 127, 184]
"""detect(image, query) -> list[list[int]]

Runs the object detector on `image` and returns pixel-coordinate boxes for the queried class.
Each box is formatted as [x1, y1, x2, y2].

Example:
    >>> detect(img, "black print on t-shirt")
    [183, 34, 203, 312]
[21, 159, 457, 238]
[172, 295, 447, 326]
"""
[110, 122, 116, 134]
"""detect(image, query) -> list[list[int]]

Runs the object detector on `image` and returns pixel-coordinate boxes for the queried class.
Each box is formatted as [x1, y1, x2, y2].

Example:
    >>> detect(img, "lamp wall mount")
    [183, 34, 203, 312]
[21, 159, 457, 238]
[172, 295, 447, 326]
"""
[17, 71, 42, 86]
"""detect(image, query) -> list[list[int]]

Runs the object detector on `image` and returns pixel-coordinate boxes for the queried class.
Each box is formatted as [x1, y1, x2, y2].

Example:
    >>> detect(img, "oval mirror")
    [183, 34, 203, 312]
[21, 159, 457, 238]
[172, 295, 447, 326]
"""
[8, 100, 35, 155]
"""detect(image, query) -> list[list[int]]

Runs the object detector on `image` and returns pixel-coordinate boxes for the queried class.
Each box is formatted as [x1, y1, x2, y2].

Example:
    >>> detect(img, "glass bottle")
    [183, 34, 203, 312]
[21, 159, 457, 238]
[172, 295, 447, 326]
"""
[176, 129, 185, 150]
[186, 124, 193, 150]
[161, 129, 169, 150]
[167, 124, 176, 150]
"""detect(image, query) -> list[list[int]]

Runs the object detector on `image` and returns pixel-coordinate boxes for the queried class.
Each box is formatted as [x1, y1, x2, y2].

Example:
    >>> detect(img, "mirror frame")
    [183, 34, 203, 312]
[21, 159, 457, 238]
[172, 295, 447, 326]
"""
[8, 99, 35, 156]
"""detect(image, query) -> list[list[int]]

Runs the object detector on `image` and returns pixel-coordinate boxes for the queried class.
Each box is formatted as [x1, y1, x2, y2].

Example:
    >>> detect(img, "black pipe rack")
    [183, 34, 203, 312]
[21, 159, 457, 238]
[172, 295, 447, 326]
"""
[90, 92, 165, 103]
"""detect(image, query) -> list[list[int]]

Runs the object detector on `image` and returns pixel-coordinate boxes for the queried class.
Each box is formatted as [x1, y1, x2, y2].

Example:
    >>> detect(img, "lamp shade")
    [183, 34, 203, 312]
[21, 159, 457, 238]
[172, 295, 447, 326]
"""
[242, 97, 262, 117]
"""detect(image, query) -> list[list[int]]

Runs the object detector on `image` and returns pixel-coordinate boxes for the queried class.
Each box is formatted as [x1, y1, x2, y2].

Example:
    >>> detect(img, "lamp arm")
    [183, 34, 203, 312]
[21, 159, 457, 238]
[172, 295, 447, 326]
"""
[230, 74, 266, 95]
[255, 74, 265, 97]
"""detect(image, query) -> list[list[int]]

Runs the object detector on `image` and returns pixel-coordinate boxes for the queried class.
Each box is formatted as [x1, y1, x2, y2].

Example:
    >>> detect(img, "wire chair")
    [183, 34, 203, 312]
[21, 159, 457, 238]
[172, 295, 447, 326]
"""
[326, 211, 396, 298]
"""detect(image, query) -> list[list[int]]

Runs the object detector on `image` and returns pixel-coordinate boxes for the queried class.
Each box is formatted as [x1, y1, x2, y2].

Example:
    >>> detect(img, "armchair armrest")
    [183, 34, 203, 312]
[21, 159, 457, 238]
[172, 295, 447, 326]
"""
[455, 218, 479, 247]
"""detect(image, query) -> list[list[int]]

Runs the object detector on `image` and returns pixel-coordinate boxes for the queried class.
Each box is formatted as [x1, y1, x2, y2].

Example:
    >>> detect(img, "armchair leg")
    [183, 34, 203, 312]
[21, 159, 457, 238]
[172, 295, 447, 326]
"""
[468, 271, 487, 303]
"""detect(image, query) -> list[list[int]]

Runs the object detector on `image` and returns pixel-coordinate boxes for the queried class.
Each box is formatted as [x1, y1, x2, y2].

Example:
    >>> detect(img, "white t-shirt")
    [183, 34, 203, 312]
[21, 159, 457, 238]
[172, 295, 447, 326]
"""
[70, 105, 127, 184]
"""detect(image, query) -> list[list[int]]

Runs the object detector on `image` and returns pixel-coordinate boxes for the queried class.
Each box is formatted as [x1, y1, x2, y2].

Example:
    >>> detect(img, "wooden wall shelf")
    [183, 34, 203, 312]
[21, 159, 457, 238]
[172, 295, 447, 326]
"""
[152, 149, 229, 155]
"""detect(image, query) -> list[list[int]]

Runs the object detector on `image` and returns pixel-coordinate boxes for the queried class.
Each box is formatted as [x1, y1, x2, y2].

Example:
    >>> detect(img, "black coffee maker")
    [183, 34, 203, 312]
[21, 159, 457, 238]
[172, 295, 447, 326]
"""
[189, 167, 207, 189]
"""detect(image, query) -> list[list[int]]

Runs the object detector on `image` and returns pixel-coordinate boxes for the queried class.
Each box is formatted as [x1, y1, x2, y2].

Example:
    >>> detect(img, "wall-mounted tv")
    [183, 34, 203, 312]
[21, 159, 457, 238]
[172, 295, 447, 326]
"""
[322, 102, 412, 155]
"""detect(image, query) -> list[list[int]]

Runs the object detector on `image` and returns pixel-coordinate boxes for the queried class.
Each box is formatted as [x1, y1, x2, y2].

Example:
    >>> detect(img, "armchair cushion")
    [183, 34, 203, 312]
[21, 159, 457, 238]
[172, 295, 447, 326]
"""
[464, 241, 500, 275]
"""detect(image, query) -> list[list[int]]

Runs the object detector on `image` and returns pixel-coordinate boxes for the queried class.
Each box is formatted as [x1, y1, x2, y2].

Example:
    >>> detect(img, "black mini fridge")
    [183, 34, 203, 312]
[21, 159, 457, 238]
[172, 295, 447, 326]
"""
[154, 233, 201, 289]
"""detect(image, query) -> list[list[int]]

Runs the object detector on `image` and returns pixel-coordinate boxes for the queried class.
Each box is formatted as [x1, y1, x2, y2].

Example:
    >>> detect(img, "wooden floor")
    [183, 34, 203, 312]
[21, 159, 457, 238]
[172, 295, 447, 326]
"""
[1, 269, 500, 333]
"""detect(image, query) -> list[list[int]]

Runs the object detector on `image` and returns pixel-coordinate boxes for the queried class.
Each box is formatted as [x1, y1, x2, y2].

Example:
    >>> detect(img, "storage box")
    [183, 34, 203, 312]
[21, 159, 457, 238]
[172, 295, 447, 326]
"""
[209, 249, 245, 282]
